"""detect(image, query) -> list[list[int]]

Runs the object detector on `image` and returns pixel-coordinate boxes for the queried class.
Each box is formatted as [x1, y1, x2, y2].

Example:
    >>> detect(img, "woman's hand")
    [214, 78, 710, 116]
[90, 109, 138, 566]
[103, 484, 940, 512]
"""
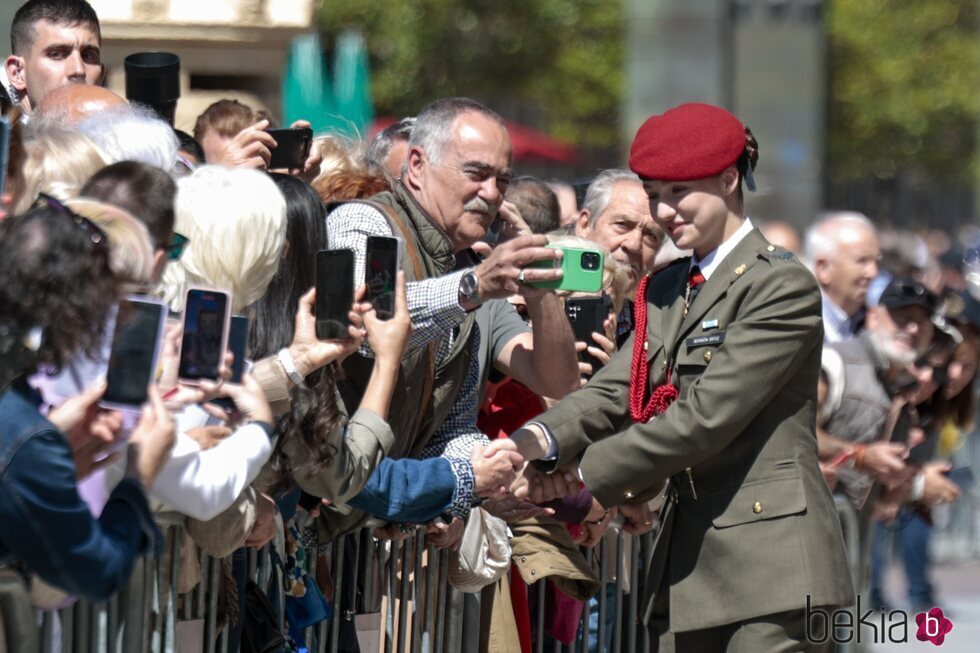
[360, 271, 412, 364]
[287, 287, 364, 378]
[50, 379, 125, 480]
[204, 371, 274, 426]
[128, 385, 176, 487]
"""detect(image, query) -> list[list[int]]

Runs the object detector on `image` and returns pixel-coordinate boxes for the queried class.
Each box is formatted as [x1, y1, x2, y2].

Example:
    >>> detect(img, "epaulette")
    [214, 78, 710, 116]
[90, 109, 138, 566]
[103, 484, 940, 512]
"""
[758, 243, 796, 263]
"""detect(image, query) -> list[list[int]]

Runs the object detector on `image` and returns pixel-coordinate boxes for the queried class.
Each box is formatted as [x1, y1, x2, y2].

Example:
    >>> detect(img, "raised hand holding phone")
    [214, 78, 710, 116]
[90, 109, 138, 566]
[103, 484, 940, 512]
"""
[359, 271, 412, 364]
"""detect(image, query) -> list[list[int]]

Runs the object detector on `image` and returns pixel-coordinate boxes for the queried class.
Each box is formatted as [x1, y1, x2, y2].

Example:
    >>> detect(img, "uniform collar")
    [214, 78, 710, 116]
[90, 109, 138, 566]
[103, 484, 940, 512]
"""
[690, 217, 754, 280]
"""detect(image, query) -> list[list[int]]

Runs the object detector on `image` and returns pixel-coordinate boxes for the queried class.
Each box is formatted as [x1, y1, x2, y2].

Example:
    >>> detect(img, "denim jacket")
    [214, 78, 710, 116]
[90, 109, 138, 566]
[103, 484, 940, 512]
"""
[0, 379, 160, 601]
[347, 456, 455, 523]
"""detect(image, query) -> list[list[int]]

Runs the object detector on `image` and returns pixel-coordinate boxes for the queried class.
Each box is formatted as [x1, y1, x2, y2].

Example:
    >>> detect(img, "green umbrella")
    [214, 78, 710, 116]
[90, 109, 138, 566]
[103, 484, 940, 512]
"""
[333, 29, 374, 138]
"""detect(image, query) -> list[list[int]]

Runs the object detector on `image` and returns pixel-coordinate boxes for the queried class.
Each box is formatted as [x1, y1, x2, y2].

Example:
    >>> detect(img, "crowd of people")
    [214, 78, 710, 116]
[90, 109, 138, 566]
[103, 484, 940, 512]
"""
[1, 1, 978, 652]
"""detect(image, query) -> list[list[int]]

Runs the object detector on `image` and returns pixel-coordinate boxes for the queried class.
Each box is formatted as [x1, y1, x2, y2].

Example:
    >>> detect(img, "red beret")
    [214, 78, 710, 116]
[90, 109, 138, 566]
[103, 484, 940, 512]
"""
[628, 103, 747, 181]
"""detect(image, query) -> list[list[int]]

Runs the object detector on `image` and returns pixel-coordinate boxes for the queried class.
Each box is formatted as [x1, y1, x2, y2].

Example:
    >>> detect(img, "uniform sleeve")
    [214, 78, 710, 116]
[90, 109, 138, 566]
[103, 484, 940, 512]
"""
[574, 264, 823, 508]
[0, 431, 159, 601]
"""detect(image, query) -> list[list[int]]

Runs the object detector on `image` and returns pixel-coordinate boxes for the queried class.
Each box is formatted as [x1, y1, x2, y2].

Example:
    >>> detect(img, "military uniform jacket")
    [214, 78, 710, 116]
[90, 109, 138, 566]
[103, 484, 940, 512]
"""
[534, 228, 853, 632]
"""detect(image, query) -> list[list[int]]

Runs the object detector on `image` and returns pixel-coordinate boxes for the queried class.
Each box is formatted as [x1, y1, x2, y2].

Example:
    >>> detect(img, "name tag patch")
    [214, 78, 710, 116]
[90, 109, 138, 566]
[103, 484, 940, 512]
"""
[686, 332, 725, 349]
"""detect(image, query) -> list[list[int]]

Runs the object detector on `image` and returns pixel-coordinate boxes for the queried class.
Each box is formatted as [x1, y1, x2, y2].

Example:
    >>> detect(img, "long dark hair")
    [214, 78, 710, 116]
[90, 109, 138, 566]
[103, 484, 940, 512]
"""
[249, 174, 342, 495]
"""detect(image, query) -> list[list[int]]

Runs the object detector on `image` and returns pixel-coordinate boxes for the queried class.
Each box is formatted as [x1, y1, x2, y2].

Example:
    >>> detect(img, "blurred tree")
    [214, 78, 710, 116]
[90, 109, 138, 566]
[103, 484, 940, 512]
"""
[827, 0, 979, 181]
[318, 0, 624, 149]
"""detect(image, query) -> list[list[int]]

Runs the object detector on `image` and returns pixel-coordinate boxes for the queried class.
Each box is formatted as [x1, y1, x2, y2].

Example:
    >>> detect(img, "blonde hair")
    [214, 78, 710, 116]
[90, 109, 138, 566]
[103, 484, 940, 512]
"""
[14, 127, 107, 214]
[160, 166, 286, 313]
[545, 234, 632, 315]
[65, 198, 155, 287]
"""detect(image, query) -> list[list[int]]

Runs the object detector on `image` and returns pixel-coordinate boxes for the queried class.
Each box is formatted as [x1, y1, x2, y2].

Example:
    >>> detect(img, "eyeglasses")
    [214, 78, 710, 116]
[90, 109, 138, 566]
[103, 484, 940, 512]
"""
[32, 193, 107, 248]
[163, 232, 189, 261]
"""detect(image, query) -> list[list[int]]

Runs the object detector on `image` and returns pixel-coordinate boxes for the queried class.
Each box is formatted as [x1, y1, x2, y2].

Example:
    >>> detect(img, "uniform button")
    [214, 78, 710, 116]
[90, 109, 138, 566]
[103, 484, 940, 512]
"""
[735, 264, 746, 275]
[767, 245, 775, 252]
[753, 501, 763, 514]
[643, 340, 649, 351]
[624, 491, 635, 499]
[703, 350, 713, 362]
[520, 556, 526, 563]
[661, 360, 667, 370]
[530, 569, 536, 576]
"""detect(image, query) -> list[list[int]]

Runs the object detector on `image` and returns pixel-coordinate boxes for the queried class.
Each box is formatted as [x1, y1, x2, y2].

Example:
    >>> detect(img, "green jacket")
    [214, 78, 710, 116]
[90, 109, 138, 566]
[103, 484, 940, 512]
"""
[534, 228, 853, 632]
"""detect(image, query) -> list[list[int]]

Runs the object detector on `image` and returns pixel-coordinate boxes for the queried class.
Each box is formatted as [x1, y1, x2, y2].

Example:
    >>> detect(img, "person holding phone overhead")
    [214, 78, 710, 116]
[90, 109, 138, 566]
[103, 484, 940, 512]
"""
[504, 103, 853, 651]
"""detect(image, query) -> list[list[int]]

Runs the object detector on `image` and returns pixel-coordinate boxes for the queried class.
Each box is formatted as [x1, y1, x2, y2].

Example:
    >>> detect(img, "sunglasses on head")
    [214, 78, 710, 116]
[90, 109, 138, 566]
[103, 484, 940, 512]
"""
[31, 193, 109, 248]
[163, 232, 189, 261]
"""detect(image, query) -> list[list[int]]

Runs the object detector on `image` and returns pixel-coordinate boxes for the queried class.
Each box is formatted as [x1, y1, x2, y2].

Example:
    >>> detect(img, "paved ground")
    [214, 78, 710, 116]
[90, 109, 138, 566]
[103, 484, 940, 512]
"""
[867, 560, 980, 652]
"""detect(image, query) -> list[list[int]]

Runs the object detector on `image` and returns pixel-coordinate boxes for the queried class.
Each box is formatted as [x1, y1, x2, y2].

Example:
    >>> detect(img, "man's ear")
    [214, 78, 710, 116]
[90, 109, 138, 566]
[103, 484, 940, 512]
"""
[575, 210, 591, 239]
[404, 145, 427, 190]
[5, 55, 27, 93]
[814, 257, 833, 286]
[97, 62, 106, 86]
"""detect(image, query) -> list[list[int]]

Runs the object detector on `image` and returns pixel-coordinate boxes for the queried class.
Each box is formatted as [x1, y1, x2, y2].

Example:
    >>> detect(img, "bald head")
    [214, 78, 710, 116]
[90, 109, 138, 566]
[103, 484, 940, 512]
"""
[37, 84, 126, 124]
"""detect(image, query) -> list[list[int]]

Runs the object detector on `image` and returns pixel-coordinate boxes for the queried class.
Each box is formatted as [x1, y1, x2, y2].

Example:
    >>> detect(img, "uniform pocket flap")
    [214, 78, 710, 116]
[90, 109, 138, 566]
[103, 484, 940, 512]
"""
[710, 475, 806, 528]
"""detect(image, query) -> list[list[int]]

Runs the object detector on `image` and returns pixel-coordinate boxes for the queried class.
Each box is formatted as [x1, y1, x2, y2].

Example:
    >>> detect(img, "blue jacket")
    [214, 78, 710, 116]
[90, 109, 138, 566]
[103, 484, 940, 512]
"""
[0, 379, 160, 601]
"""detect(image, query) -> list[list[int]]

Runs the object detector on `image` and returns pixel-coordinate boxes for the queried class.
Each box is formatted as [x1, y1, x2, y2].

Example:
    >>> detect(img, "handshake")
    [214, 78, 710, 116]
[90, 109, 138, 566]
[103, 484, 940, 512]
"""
[474, 436, 583, 503]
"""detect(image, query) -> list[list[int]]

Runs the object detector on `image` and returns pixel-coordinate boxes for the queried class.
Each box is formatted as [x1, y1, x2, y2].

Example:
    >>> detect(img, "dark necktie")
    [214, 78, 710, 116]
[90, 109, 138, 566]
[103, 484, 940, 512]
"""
[687, 266, 706, 307]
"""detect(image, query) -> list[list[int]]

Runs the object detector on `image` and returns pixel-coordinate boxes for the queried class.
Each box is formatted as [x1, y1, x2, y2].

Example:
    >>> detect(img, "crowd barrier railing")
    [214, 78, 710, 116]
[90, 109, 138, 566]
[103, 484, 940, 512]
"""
[14, 494, 872, 653]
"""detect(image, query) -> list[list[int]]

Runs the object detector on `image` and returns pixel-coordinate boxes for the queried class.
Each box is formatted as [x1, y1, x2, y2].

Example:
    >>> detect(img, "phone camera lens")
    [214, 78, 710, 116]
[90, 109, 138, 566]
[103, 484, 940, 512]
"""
[581, 252, 600, 270]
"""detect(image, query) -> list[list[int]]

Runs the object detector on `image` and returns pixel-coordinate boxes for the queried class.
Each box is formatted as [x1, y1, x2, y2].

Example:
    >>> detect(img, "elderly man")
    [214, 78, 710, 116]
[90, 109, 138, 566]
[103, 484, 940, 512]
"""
[314, 97, 579, 538]
[367, 116, 416, 179]
[804, 211, 880, 343]
[5, 0, 103, 116]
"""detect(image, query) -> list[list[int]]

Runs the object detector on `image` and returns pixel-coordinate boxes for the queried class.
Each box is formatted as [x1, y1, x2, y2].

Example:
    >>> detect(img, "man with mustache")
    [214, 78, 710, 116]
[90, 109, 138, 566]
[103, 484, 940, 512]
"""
[804, 211, 880, 343]
[316, 97, 580, 539]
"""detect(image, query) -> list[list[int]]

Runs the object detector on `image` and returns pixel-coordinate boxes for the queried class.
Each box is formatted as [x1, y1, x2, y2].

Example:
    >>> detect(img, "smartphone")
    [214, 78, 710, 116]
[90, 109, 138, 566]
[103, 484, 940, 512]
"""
[266, 127, 313, 170]
[211, 315, 249, 412]
[365, 236, 402, 320]
[527, 244, 604, 293]
[565, 295, 613, 376]
[0, 116, 9, 203]
[101, 296, 168, 410]
[316, 249, 354, 339]
[178, 287, 231, 384]
[945, 466, 976, 492]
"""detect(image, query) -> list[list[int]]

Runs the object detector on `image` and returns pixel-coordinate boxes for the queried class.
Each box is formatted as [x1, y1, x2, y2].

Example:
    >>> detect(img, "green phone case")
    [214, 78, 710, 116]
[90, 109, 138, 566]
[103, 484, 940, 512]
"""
[527, 245, 604, 293]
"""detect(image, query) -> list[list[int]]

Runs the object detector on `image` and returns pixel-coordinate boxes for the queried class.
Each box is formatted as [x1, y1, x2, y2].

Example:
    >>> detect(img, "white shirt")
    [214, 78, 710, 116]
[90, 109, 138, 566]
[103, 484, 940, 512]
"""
[689, 218, 755, 280]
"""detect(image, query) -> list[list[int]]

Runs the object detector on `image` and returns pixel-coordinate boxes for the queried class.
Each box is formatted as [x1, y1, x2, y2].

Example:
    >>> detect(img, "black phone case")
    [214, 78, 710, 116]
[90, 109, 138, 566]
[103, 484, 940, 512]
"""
[316, 250, 354, 340]
[565, 295, 612, 376]
[268, 128, 313, 169]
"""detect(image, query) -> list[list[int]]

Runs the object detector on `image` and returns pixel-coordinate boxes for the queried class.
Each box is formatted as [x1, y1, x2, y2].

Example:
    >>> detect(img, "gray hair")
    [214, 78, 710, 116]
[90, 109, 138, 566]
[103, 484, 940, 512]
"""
[409, 97, 505, 165]
[803, 211, 876, 269]
[366, 116, 415, 168]
[76, 103, 180, 173]
[581, 169, 641, 227]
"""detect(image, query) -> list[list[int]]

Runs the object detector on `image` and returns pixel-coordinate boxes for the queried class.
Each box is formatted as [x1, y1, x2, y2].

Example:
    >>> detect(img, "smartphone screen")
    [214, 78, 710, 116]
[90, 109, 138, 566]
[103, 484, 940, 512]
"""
[178, 288, 230, 382]
[103, 297, 167, 409]
[316, 249, 354, 339]
[267, 127, 313, 169]
[365, 236, 401, 320]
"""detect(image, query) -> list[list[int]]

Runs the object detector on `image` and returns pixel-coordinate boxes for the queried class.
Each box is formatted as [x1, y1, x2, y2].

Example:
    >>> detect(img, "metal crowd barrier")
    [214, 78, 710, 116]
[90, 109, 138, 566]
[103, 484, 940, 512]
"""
[23, 501, 865, 653]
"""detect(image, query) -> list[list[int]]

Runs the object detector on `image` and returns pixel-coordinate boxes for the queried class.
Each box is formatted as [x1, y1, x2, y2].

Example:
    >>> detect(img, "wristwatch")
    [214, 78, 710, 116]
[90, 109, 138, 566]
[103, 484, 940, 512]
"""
[459, 270, 483, 307]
